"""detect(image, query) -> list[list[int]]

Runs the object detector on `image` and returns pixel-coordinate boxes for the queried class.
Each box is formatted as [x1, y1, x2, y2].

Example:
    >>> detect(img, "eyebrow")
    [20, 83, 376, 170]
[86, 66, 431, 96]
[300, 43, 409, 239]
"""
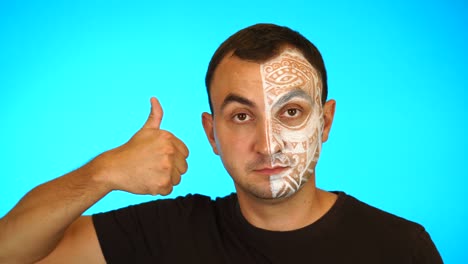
[220, 93, 256, 111]
[272, 88, 313, 109]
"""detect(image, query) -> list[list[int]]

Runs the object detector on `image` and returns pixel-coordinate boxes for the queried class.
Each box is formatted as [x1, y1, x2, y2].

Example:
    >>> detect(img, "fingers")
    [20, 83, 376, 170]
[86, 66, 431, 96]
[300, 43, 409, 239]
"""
[172, 152, 188, 185]
[170, 170, 182, 187]
[143, 97, 164, 129]
[157, 184, 173, 196]
[138, 97, 188, 194]
[157, 153, 186, 195]
[172, 136, 189, 158]
[156, 141, 187, 194]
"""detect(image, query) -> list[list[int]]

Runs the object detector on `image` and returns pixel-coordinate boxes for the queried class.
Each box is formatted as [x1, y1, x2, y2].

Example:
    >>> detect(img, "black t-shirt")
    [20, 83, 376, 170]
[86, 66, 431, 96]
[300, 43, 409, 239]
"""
[92, 192, 443, 263]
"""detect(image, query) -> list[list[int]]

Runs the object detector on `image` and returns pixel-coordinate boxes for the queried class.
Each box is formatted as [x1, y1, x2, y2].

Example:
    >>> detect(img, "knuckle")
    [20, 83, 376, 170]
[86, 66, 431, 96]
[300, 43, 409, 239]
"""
[157, 176, 172, 188]
[180, 144, 189, 156]
[172, 176, 181, 186]
[147, 177, 172, 196]
[160, 160, 173, 172]
[160, 130, 174, 140]
[145, 185, 159, 196]
[164, 145, 175, 155]
[180, 164, 188, 174]
[159, 185, 173, 196]
[181, 159, 188, 172]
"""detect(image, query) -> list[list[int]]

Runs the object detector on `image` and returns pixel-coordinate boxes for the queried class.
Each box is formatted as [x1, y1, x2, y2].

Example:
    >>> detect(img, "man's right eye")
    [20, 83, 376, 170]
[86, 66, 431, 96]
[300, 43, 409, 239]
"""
[232, 113, 252, 123]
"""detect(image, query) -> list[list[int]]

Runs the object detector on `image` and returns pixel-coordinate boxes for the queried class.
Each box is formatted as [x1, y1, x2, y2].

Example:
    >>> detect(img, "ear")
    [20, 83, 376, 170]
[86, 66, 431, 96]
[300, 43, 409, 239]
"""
[202, 112, 219, 155]
[321, 99, 336, 142]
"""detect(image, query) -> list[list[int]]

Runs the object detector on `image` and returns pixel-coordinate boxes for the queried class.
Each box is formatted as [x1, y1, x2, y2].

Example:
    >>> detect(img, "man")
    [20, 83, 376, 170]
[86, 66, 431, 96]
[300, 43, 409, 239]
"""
[0, 23, 442, 263]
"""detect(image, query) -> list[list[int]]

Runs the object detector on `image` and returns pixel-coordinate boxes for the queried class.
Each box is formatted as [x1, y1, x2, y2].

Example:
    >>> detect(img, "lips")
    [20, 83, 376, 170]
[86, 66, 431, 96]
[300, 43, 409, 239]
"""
[253, 166, 289, 175]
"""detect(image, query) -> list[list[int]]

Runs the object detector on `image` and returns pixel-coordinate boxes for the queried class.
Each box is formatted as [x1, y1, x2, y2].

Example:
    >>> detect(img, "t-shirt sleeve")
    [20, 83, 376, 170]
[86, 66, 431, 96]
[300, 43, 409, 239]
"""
[412, 227, 444, 264]
[92, 200, 162, 263]
[92, 195, 208, 263]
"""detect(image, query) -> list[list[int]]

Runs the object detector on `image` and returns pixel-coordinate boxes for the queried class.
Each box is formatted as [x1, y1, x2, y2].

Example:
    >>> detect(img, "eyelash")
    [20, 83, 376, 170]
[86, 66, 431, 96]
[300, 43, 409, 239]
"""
[279, 106, 302, 119]
[230, 105, 303, 124]
[232, 112, 253, 123]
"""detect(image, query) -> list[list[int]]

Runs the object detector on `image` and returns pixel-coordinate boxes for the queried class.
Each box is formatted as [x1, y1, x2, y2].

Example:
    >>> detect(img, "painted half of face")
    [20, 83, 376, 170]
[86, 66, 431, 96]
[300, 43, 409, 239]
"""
[260, 49, 324, 198]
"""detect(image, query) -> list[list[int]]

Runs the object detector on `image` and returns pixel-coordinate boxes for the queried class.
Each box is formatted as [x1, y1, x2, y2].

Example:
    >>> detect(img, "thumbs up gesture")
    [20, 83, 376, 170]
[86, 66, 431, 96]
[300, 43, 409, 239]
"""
[96, 97, 189, 196]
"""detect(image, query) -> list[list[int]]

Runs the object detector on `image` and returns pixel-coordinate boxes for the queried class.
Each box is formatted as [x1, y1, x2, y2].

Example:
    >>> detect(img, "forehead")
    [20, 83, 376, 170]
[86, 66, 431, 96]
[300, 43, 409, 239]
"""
[262, 49, 316, 87]
[261, 49, 320, 105]
[209, 54, 262, 111]
[210, 49, 319, 111]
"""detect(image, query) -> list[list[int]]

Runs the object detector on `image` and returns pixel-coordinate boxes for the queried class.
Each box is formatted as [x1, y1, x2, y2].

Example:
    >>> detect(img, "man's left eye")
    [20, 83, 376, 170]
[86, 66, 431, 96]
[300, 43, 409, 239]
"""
[282, 108, 301, 118]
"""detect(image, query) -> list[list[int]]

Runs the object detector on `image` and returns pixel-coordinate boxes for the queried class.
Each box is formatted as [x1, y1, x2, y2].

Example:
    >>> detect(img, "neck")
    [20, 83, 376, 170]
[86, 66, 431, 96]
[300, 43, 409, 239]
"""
[236, 179, 337, 231]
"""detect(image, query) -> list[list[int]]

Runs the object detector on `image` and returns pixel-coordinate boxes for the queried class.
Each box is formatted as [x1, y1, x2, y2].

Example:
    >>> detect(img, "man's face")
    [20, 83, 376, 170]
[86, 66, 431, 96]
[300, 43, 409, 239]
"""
[204, 49, 328, 199]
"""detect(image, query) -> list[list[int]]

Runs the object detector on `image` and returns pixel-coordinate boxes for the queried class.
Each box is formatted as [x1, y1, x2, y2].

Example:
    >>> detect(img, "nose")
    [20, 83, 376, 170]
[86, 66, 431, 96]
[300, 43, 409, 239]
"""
[254, 120, 283, 156]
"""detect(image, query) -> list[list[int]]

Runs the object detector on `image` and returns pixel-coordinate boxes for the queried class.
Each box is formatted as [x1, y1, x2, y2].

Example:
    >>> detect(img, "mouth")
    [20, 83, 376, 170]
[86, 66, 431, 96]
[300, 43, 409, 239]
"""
[253, 166, 289, 176]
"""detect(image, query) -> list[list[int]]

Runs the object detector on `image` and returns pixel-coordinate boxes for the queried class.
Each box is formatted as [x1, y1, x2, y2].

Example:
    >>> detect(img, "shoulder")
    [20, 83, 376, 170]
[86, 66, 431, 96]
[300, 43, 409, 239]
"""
[141, 193, 237, 211]
[93, 193, 236, 221]
[337, 193, 435, 251]
[338, 192, 424, 236]
[335, 192, 443, 262]
[337, 193, 424, 239]
[91, 194, 239, 263]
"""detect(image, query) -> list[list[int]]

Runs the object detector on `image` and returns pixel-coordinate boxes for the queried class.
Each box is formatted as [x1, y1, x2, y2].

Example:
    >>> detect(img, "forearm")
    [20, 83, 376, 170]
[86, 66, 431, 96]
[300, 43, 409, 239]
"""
[0, 157, 111, 263]
[0, 97, 189, 263]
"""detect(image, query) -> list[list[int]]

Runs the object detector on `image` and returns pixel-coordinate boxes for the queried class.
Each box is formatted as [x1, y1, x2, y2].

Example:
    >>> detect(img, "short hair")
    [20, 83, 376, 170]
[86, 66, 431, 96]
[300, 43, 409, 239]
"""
[205, 23, 328, 113]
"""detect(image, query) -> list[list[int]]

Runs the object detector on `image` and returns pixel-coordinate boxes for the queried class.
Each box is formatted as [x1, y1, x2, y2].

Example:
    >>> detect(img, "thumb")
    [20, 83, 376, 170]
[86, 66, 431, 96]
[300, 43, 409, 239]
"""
[143, 97, 163, 129]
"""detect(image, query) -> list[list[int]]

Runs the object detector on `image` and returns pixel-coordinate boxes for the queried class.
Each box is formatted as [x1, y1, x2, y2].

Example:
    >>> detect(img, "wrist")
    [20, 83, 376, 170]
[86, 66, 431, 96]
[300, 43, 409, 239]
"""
[84, 152, 116, 195]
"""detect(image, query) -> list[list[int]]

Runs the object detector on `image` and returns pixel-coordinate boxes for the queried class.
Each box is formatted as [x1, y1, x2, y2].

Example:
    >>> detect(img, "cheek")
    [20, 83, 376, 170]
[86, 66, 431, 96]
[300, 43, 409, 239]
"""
[215, 122, 253, 156]
[280, 125, 316, 147]
[278, 118, 322, 159]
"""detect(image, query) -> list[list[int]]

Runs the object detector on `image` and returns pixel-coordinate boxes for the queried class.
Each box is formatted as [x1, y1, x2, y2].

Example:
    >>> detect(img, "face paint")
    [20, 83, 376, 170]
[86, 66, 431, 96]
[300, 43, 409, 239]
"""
[260, 49, 324, 198]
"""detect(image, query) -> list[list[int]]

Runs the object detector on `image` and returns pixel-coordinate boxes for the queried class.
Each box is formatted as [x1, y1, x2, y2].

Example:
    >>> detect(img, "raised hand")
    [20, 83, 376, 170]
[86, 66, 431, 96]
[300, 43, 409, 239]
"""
[97, 97, 189, 196]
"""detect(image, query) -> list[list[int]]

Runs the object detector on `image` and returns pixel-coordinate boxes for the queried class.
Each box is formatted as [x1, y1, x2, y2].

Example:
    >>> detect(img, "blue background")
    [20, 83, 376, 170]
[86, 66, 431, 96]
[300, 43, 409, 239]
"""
[0, 0, 466, 262]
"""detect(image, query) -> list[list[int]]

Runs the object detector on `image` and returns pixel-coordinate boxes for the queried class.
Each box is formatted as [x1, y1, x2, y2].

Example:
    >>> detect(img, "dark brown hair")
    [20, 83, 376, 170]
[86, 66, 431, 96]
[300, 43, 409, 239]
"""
[205, 23, 328, 113]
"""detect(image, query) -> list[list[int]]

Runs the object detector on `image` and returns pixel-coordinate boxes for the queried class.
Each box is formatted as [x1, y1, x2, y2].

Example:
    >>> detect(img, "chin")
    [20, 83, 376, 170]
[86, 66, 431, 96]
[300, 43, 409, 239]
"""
[250, 186, 298, 202]
[269, 176, 304, 199]
[236, 173, 304, 201]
